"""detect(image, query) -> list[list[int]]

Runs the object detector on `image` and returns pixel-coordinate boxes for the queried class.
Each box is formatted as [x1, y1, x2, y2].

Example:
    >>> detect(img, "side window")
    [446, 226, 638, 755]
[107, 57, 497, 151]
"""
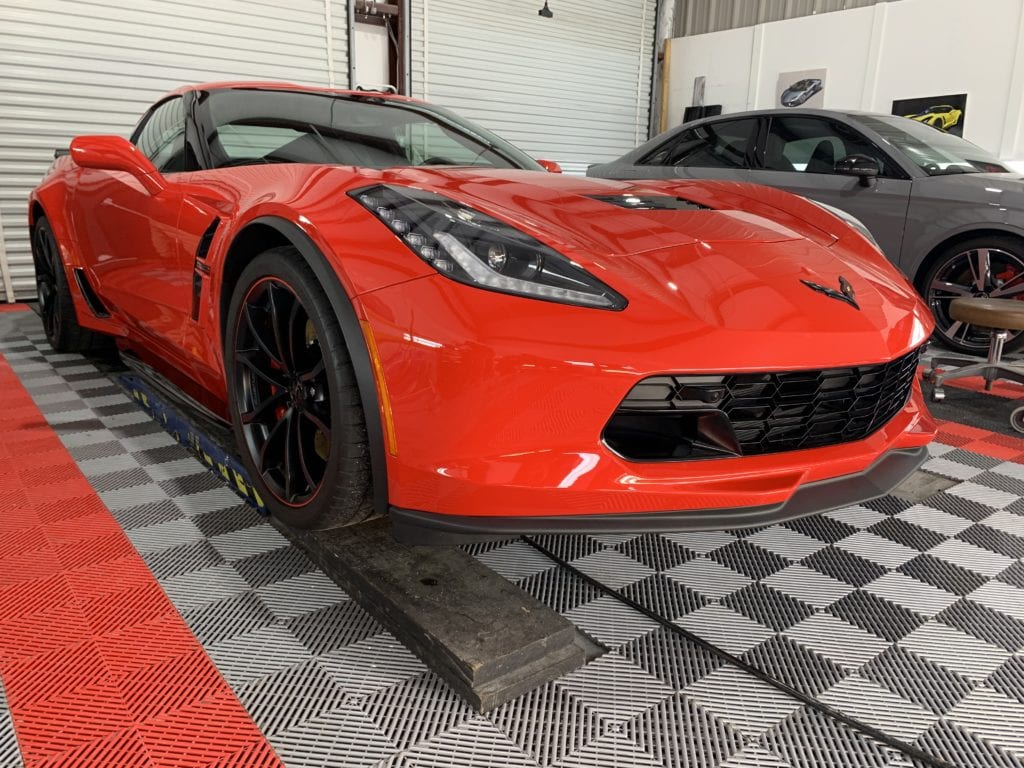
[639, 119, 758, 169]
[132, 97, 194, 173]
[763, 116, 892, 176]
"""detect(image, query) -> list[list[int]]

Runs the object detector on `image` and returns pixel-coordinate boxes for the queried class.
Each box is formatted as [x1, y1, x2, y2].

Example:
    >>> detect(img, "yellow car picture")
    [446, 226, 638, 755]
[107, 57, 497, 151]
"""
[905, 104, 962, 131]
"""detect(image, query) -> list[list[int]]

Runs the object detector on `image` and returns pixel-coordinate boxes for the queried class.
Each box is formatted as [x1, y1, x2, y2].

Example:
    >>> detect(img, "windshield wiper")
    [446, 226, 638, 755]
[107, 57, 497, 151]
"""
[307, 122, 348, 165]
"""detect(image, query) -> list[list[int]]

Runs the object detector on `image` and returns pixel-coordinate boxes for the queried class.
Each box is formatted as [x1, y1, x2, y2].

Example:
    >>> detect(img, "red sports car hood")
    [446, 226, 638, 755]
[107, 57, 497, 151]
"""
[374, 168, 931, 362]
[385, 167, 814, 253]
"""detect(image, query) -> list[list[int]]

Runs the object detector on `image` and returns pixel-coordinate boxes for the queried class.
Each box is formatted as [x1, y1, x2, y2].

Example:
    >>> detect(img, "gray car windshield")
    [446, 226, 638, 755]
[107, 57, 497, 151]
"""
[855, 114, 1007, 175]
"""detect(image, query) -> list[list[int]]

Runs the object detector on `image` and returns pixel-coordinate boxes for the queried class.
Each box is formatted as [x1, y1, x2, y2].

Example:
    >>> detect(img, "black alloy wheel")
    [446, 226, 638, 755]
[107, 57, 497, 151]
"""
[923, 238, 1024, 355]
[226, 249, 373, 529]
[233, 277, 331, 506]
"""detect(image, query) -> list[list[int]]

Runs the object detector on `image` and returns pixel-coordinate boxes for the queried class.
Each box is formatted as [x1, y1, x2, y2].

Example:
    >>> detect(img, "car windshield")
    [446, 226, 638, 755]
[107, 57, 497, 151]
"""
[195, 88, 541, 171]
[789, 80, 814, 89]
[855, 114, 1007, 175]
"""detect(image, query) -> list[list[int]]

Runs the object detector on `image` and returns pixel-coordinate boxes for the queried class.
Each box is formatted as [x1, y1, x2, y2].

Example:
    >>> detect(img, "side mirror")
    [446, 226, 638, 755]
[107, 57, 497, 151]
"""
[835, 154, 880, 187]
[537, 159, 563, 174]
[69, 135, 167, 195]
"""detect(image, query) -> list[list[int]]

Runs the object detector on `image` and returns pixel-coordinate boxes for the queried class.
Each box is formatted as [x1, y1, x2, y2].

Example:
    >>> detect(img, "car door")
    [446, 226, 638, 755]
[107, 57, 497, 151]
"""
[750, 115, 912, 260]
[69, 95, 199, 353]
[602, 117, 761, 183]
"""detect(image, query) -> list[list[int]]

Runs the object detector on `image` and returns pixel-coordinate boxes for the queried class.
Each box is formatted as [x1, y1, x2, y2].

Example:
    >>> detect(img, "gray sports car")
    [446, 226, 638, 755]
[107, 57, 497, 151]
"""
[589, 108, 1023, 354]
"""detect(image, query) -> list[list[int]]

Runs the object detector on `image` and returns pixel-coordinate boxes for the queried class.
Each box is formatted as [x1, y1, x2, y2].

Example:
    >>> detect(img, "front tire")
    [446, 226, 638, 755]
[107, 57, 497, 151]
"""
[225, 248, 374, 529]
[920, 235, 1024, 355]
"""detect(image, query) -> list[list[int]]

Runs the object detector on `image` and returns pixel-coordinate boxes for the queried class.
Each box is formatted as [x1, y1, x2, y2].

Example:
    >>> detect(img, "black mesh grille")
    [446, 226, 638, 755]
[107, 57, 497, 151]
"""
[614, 347, 922, 458]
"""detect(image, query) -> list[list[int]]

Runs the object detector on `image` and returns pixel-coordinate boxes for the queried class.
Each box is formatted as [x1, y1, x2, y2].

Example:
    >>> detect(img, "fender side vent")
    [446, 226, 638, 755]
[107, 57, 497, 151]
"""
[191, 218, 220, 321]
[196, 218, 220, 260]
[191, 272, 203, 321]
[73, 268, 110, 318]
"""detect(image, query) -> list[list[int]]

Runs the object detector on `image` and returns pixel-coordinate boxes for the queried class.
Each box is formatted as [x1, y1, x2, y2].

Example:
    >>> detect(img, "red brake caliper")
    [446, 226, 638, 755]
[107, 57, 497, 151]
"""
[996, 265, 1024, 300]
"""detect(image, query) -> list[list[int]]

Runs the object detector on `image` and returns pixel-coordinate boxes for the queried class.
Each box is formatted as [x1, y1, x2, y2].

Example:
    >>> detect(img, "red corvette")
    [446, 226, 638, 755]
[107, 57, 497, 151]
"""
[29, 82, 935, 538]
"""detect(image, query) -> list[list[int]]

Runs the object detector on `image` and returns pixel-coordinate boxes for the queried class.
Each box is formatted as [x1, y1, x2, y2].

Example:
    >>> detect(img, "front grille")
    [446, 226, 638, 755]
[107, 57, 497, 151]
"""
[606, 347, 922, 460]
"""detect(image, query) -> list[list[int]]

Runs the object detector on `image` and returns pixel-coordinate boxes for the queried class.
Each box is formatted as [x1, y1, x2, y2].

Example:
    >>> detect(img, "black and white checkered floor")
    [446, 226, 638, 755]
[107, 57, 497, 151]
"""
[2, 308, 1024, 768]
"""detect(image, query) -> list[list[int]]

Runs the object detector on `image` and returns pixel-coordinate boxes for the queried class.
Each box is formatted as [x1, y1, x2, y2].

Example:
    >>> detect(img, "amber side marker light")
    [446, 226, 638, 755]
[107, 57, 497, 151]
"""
[360, 320, 399, 456]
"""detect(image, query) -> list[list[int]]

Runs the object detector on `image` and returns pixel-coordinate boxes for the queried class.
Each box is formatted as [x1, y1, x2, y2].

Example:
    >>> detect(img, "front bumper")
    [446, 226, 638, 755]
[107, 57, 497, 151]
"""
[390, 445, 927, 543]
[357, 273, 936, 528]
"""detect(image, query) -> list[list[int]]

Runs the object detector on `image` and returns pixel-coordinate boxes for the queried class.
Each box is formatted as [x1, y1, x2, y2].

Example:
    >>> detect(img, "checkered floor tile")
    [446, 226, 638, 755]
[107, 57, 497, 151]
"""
[3, 309, 1024, 768]
[0, 679, 21, 768]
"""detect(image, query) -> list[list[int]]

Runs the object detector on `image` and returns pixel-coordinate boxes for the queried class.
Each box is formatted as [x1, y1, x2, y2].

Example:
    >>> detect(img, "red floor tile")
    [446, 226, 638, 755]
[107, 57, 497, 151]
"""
[0, 355, 283, 768]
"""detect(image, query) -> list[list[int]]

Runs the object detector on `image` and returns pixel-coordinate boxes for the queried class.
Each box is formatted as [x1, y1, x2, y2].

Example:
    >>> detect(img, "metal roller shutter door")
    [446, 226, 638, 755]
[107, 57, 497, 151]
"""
[410, 0, 656, 175]
[0, 0, 348, 302]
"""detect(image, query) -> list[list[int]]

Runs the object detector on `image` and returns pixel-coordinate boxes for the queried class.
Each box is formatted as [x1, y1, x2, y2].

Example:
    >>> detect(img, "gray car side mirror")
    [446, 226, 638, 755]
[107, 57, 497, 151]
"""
[835, 154, 880, 187]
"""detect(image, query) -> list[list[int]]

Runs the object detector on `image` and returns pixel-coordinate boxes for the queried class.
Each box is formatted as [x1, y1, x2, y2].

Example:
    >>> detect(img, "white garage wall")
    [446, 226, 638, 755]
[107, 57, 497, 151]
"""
[665, 0, 1024, 161]
[409, 0, 656, 174]
[665, 24, 754, 120]
[0, 0, 348, 302]
[751, 6, 878, 114]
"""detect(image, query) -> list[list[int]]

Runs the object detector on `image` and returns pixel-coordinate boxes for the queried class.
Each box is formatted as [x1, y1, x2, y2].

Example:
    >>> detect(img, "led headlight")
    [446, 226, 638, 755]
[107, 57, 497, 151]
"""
[808, 198, 881, 250]
[352, 184, 627, 310]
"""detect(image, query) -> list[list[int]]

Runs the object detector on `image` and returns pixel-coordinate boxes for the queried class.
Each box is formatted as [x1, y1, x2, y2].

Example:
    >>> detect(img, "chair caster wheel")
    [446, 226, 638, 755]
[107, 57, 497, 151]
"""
[1011, 407, 1024, 434]
[923, 369, 937, 384]
[930, 389, 946, 402]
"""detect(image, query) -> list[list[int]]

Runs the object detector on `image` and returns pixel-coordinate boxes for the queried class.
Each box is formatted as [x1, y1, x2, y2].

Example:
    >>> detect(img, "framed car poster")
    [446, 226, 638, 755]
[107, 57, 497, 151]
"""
[777, 68, 826, 108]
[891, 93, 967, 136]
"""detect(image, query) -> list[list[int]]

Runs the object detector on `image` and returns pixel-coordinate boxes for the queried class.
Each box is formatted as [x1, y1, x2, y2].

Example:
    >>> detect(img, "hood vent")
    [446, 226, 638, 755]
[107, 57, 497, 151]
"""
[588, 194, 711, 211]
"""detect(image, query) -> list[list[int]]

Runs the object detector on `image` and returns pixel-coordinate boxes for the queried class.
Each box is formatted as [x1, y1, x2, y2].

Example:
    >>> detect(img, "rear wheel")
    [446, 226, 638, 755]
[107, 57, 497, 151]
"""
[32, 217, 109, 353]
[225, 248, 374, 529]
[920, 235, 1024, 355]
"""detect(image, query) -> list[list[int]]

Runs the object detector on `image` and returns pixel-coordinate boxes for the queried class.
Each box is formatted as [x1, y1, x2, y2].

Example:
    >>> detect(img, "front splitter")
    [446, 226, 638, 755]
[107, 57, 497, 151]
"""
[391, 445, 929, 544]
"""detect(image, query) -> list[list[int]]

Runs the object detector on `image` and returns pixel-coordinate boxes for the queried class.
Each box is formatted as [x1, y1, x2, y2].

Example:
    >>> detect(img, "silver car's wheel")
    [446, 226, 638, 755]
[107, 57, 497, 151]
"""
[922, 239, 1024, 355]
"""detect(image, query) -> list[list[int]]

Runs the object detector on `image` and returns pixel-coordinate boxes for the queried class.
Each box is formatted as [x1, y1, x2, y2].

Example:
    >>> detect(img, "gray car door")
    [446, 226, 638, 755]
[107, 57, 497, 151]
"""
[605, 117, 761, 183]
[749, 115, 912, 260]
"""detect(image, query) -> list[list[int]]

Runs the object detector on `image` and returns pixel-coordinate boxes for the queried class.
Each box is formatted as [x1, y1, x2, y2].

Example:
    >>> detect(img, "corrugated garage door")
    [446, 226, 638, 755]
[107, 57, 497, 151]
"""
[410, 0, 656, 175]
[0, 0, 348, 302]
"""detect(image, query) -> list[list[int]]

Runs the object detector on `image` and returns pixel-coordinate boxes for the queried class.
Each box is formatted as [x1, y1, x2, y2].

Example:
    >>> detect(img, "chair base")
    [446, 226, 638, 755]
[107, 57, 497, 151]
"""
[924, 355, 1024, 401]
[924, 311, 1024, 431]
[926, 355, 1024, 432]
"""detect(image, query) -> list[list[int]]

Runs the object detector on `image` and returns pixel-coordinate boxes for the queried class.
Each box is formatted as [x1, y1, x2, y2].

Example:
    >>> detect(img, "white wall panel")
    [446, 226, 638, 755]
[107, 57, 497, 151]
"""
[353, 23, 391, 89]
[410, 0, 655, 174]
[665, 25, 754, 121]
[665, 0, 1024, 165]
[753, 5, 877, 111]
[0, 0, 347, 301]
